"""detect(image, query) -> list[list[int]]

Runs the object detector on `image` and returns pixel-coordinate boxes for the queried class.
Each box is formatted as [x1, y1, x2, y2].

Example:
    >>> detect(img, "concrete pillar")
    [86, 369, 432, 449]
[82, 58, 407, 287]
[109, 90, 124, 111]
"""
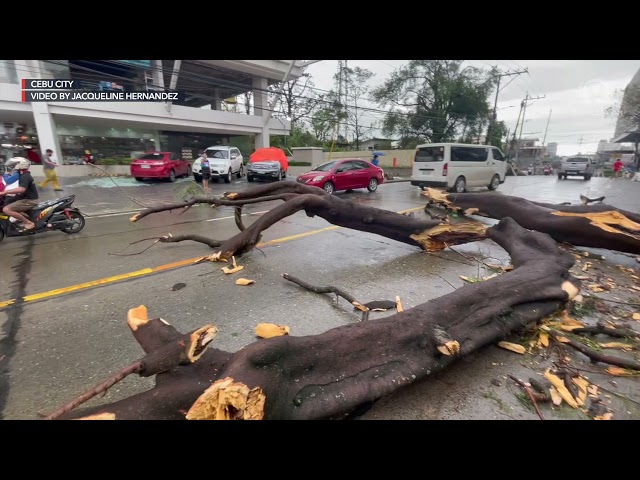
[32, 102, 63, 164]
[252, 77, 269, 117]
[151, 60, 165, 89]
[255, 126, 270, 149]
[211, 89, 222, 110]
[14, 60, 40, 79]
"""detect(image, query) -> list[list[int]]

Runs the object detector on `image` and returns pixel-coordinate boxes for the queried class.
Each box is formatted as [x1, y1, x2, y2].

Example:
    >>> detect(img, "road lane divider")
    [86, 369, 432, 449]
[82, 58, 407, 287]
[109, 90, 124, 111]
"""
[0, 206, 425, 308]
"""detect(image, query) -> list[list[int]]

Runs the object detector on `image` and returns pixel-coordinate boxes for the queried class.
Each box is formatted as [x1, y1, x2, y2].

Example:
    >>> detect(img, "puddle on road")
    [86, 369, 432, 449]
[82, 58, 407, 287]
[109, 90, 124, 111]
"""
[69, 177, 192, 188]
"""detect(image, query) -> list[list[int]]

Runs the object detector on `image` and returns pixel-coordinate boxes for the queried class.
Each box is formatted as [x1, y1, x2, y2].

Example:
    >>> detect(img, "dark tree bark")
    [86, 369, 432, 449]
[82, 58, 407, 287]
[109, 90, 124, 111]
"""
[52, 217, 582, 420]
[423, 188, 640, 255]
[130, 182, 488, 263]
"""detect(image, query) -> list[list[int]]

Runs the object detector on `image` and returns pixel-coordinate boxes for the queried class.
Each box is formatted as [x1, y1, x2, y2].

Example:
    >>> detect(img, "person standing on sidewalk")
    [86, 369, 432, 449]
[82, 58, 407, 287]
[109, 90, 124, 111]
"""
[39, 148, 63, 191]
[198, 151, 212, 192]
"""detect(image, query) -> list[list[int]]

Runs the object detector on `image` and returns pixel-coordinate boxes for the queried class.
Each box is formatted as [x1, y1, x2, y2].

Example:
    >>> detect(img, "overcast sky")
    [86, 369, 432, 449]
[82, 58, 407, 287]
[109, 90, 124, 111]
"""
[304, 60, 640, 156]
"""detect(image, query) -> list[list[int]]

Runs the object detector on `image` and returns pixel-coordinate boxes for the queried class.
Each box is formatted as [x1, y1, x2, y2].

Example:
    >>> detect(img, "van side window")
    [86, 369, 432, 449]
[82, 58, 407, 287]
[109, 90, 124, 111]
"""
[492, 148, 505, 161]
[415, 146, 444, 162]
[451, 147, 488, 162]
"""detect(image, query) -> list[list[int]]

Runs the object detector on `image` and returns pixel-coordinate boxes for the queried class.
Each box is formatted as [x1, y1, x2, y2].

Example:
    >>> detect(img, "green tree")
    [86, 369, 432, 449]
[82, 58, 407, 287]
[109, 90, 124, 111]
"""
[269, 68, 322, 128]
[310, 90, 347, 143]
[371, 60, 497, 146]
[339, 66, 375, 150]
[487, 120, 508, 150]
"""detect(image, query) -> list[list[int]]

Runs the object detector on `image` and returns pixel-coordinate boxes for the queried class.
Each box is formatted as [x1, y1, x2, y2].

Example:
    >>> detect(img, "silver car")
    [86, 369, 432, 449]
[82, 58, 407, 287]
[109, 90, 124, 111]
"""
[247, 160, 285, 182]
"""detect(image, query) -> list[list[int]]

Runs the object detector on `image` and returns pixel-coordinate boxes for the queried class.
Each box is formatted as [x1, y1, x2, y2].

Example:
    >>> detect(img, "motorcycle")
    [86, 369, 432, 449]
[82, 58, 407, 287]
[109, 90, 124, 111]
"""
[0, 194, 85, 242]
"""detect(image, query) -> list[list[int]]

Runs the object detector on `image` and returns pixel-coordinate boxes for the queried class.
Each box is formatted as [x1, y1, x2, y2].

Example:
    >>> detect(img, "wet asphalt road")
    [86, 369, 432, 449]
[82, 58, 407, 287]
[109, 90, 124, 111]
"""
[1, 174, 639, 420]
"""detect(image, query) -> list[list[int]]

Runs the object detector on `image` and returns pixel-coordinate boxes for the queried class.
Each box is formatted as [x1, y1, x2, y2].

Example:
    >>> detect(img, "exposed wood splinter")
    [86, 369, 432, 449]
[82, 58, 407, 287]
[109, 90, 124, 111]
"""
[186, 377, 265, 420]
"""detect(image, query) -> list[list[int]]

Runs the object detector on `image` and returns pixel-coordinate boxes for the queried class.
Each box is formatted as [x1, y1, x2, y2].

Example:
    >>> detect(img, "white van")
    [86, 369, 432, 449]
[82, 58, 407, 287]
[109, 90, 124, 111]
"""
[410, 143, 507, 193]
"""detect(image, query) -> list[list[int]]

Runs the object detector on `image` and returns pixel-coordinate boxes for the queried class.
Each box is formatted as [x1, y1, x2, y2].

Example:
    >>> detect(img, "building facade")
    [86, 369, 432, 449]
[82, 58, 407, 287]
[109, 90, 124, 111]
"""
[0, 60, 307, 163]
[614, 66, 640, 138]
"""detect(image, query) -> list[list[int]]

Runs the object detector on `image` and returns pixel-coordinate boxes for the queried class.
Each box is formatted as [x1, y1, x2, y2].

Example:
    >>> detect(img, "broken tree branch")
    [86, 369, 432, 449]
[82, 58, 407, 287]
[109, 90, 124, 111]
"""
[571, 325, 640, 339]
[125, 182, 490, 263]
[283, 273, 370, 320]
[49, 217, 581, 420]
[423, 188, 640, 255]
[508, 375, 546, 419]
[548, 330, 640, 371]
[109, 234, 223, 256]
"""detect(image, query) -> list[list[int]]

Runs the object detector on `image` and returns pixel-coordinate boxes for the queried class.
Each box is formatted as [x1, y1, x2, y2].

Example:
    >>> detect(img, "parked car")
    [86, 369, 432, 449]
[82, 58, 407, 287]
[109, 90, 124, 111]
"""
[247, 147, 289, 182]
[558, 156, 592, 180]
[130, 152, 191, 182]
[192, 146, 244, 183]
[296, 158, 384, 194]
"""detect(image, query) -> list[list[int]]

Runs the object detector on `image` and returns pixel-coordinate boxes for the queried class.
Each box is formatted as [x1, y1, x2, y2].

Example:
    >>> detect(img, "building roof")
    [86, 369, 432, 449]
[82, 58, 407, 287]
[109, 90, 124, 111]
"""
[611, 130, 640, 144]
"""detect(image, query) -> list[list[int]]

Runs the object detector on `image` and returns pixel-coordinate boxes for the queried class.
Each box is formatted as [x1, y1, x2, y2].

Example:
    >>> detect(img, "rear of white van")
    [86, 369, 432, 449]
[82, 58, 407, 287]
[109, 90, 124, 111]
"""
[410, 144, 449, 189]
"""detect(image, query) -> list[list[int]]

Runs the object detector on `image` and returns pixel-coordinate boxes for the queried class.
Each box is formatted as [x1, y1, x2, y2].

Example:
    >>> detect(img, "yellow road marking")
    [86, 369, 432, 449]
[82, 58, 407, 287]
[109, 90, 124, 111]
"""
[22, 269, 154, 302]
[0, 206, 425, 307]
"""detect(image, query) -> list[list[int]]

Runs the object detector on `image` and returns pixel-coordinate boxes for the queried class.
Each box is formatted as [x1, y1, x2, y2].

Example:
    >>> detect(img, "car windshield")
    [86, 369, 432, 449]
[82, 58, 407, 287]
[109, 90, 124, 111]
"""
[312, 161, 338, 172]
[206, 149, 229, 159]
[138, 153, 164, 160]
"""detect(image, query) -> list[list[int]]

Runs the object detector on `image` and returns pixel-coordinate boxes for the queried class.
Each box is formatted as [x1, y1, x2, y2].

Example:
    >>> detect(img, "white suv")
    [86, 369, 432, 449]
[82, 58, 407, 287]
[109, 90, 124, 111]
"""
[192, 146, 244, 184]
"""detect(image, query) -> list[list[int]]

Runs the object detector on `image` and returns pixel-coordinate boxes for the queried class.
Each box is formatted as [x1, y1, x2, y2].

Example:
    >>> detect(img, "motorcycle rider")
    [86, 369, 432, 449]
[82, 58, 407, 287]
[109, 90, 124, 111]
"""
[0, 158, 38, 230]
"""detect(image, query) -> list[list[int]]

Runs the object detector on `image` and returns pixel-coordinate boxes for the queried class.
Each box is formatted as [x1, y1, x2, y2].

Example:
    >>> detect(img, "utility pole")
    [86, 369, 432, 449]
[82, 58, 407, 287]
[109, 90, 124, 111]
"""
[510, 99, 525, 158]
[578, 136, 584, 153]
[337, 61, 343, 144]
[542, 109, 552, 146]
[487, 67, 528, 145]
[513, 92, 545, 165]
[344, 60, 349, 147]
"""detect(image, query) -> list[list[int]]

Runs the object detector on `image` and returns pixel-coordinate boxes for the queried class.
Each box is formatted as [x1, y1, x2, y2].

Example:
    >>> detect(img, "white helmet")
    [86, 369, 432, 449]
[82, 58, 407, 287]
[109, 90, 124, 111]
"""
[10, 157, 31, 170]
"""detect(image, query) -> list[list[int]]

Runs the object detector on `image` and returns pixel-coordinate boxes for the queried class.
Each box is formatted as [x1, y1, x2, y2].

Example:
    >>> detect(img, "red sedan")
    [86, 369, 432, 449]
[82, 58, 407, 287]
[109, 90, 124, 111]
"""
[130, 152, 192, 182]
[296, 158, 384, 194]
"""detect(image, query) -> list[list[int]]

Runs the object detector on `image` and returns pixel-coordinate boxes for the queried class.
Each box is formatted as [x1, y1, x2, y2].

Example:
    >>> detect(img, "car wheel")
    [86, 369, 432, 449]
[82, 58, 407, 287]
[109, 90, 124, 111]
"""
[193, 173, 202, 182]
[135, 177, 144, 182]
[488, 174, 500, 191]
[224, 170, 232, 184]
[247, 174, 254, 182]
[236, 165, 244, 179]
[185, 165, 192, 178]
[323, 181, 335, 194]
[557, 173, 563, 180]
[584, 175, 592, 180]
[277, 170, 283, 182]
[367, 178, 378, 192]
[168, 170, 176, 182]
[450, 176, 466, 193]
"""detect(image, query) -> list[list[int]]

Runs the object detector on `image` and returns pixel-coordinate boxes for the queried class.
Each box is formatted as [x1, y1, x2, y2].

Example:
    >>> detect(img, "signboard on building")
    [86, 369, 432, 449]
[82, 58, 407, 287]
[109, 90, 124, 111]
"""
[118, 60, 152, 68]
[182, 148, 194, 160]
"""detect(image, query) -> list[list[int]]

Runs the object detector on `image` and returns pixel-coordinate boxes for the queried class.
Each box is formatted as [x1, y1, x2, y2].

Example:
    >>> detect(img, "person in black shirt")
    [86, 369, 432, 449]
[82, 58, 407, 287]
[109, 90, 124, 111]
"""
[0, 158, 39, 230]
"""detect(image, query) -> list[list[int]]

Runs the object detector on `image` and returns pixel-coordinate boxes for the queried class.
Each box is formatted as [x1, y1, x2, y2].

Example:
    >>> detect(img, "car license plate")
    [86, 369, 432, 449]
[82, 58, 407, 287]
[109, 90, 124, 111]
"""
[141, 164, 151, 169]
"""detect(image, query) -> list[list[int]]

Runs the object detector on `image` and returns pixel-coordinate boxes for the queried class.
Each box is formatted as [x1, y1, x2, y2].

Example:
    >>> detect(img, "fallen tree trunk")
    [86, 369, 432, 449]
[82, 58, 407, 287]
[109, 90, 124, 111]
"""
[127, 181, 488, 262]
[52, 217, 581, 420]
[423, 189, 640, 255]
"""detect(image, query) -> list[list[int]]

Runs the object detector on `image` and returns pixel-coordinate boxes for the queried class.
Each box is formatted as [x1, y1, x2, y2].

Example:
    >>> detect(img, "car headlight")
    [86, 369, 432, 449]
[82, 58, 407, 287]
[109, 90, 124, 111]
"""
[312, 176, 325, 182]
